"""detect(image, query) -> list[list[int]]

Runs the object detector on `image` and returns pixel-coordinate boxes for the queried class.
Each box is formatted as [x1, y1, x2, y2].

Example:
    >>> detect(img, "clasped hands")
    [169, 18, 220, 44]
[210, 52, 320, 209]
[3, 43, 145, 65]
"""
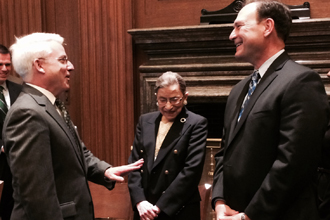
[137, 200, 160, 220]
[104, 158, 144, 182]
[215, 201, 250, 220]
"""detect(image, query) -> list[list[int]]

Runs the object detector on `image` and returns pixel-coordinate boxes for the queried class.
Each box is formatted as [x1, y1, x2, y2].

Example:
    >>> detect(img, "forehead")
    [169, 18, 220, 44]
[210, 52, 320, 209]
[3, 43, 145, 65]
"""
[48, 42, 66, 57]
[157, 84, 182, 96]
[0, 53, 11, 62]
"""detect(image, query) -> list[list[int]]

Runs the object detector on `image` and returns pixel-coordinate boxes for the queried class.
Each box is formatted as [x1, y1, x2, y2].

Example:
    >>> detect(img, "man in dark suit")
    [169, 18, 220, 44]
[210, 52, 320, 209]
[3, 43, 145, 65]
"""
[0, 44, 22, 220]
[212, 1, 329, 220]
[2, 33, 143, 220]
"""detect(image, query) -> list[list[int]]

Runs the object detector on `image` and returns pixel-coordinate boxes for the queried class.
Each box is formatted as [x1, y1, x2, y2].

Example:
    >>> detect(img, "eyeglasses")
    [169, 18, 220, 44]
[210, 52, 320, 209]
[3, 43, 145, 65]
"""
[38, 56, 69, 65]
[56, 56, 69, 64]
[157, 97, 183, 106]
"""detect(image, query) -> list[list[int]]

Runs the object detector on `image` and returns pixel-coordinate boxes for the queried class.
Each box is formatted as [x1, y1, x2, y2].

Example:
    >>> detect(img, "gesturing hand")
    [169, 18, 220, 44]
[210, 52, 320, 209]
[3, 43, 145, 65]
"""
[104, 159, 144, 182]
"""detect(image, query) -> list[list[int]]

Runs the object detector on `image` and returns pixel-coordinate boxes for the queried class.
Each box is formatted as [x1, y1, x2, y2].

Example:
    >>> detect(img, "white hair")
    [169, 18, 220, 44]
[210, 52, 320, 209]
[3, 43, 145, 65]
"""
[10, 33, 64, 80]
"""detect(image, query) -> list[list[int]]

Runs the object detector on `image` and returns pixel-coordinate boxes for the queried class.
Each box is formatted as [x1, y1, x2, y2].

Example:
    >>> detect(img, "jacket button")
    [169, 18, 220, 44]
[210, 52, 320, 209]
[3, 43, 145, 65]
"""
[165, 170, 169, 174]
[140, 150, 143, 153]
[174, 149, 178, 154]
[141, 169, 143, 173]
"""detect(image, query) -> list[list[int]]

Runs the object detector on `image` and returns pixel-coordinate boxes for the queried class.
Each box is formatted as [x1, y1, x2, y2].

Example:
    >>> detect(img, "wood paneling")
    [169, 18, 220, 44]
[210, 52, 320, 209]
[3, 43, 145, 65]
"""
[133, 0, 330, 28]
[78, 0, 134, 165]
[0, 0, 42, 47]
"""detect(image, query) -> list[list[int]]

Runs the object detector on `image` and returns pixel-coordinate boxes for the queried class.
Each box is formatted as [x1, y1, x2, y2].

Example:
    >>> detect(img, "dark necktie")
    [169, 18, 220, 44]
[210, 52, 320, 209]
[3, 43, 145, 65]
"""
[55, 99, 81, 152]
[0, 86, 8, 123]
[238, 70, 260, 121]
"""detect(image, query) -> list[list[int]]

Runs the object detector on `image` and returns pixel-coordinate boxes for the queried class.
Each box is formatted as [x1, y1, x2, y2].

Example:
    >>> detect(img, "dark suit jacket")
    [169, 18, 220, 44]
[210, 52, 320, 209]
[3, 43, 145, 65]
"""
[128, 107, 207, 219]
[317, 118, 330, 220]
[212, 52, 329, 220]
[0, 80, 22, 220]
[2, 84, 115, 220]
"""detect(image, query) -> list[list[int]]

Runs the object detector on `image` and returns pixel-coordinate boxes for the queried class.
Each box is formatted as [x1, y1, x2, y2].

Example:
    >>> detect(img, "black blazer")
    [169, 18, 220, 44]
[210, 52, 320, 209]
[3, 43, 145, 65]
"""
[0, 80, 22, 220]
[128, 107, 207, 218]
[3, 84, 115, 220]
[212, 52, 329, 220]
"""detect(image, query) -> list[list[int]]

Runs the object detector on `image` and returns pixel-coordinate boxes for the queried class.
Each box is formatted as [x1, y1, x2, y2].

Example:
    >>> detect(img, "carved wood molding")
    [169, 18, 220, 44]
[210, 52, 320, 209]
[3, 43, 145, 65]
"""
[129, 18, 330, 113]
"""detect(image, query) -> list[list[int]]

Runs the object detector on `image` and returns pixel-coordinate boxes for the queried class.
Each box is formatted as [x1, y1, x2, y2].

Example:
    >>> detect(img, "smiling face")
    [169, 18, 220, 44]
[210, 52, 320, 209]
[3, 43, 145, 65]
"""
[156, 84, 187, 123]
[42, 42, 74, 96]
[0, 53, 11, 84]
[229, 3, 266, 67]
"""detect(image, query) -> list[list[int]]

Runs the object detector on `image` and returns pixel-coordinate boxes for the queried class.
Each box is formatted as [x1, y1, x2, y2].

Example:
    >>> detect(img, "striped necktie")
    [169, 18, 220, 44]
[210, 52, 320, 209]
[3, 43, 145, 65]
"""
[238, 70, 260, 121]
[0, 86, 8, 122]
[55, 99, 81, 153]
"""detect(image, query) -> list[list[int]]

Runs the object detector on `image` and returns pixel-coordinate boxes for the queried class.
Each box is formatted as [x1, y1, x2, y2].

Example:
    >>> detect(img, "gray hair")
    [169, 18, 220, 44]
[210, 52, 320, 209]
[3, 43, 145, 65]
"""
[155, 71, 186, 95]
[10, 33, 64, 80]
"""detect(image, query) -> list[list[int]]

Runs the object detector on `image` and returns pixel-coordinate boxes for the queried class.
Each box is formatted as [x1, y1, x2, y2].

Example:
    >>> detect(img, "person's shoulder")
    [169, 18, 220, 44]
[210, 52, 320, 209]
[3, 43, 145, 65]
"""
[6, 79, 23, 89]
[139, 111, 160, 121]
[11, 92, 37, 110]
[281, 59, 322, 82]
[186, 109, 207, 123]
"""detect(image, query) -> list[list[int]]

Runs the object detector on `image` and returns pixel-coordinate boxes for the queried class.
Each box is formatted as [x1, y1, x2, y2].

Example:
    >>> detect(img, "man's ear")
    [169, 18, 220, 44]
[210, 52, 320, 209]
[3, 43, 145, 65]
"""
[33, 58, 45, 73]
[264, 18, 275, 37]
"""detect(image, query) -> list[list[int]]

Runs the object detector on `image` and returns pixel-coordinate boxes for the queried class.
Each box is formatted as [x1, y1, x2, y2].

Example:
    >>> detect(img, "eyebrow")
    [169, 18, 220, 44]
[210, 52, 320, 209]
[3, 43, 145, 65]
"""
[233, 20, 243, 27]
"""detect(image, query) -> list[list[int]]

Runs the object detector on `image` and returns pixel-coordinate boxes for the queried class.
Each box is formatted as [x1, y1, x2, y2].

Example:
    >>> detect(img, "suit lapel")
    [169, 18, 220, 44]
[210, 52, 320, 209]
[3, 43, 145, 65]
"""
[0, 81, 22, 140]
[227, 77, 250, 143]
[227, 52, 290, 148]
[45, 102, 85, 168]
[152, 108, 189, 170]
[23, 85, 85, 168]
[146, 113, 161, 173]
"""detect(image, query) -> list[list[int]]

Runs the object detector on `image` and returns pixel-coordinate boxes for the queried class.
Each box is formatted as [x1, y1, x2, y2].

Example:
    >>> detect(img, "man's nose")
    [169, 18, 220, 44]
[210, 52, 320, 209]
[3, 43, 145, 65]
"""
[1, 65, 8, 72]
[229, 29, 236, 41]
[67, 61, 74, 70]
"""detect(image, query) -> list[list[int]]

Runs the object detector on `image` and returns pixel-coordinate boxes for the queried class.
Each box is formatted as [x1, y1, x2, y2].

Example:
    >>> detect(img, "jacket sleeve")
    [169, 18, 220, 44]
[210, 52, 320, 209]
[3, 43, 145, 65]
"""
[83, 141, 115, 190]
[211, 139, 225, 209]
[127, 115, 147, 208]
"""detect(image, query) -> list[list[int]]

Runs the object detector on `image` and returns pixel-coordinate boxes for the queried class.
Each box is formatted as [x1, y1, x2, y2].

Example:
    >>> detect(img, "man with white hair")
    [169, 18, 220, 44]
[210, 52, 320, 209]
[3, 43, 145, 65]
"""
[3, 32, 143, 220]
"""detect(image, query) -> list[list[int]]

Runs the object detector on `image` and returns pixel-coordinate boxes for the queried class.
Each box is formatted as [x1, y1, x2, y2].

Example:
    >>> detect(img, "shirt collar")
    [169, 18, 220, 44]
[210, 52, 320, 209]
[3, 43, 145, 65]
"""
[26, 83, 56, 105]
[258, 49, 285, 78]
[0, 81, 8, 91]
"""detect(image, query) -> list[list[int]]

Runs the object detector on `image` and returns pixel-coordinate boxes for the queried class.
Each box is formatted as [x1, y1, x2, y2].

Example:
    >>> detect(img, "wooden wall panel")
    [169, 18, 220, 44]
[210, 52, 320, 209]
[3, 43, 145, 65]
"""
[78, 0, 134, 165]
[133, 0, 330, 28]
[0, 0, 42, 47]
[42, 0, 82, 133]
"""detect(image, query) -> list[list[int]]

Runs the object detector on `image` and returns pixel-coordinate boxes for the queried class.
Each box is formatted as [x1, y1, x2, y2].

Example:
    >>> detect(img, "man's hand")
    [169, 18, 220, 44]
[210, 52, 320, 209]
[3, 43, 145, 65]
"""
[215, 201, 245, 220]
[215, 201, 251, 220]
[104, 159, 144, 182]
[136, 200, 160, 220]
